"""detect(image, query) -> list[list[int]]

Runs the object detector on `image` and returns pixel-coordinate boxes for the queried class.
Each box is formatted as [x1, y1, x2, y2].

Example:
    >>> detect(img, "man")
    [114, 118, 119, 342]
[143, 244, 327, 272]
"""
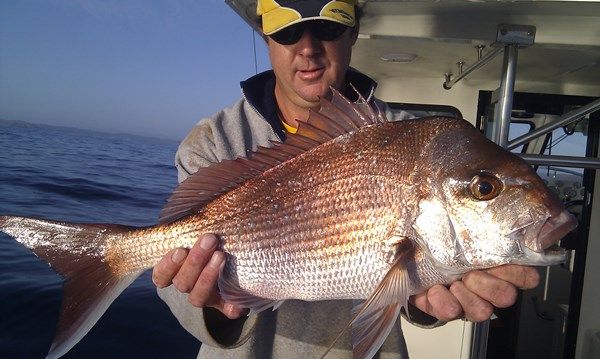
[152, 0, 540, 357]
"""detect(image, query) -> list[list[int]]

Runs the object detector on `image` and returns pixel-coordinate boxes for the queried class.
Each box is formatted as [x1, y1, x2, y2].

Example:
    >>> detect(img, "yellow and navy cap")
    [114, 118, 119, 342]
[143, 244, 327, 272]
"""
[257, 0, 356, 35]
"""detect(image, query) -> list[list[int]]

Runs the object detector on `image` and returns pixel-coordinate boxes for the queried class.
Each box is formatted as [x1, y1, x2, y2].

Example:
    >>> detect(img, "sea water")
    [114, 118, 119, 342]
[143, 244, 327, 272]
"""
[0, 121, 200, 358]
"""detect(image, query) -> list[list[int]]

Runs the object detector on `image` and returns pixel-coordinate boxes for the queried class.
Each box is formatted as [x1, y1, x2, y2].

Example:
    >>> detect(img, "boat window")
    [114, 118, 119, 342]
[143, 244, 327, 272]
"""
[508, 120, 536, 154]
[386, 102, 462, 119]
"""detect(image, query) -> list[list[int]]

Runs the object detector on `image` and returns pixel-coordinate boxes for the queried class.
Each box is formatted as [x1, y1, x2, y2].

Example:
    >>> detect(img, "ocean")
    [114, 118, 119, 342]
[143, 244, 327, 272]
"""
[0, 121, 201, 358]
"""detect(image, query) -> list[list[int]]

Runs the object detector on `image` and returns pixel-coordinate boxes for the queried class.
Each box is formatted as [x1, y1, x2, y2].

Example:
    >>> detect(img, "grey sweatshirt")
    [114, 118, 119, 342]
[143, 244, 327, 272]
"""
[157, 70, 442, 358]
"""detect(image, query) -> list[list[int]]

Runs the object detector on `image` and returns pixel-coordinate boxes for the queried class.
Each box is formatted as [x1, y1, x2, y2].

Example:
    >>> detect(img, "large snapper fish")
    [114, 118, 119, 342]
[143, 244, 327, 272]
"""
[0, 90, 576, 359]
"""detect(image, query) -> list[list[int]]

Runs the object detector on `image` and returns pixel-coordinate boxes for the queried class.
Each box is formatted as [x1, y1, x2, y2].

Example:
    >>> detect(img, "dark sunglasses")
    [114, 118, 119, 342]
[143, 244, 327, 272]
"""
[270, 20, 349, 45]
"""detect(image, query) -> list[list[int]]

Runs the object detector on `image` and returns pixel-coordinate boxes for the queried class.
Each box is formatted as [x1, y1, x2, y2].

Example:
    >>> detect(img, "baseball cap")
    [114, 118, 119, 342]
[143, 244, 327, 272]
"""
[257, 0, 356, 35]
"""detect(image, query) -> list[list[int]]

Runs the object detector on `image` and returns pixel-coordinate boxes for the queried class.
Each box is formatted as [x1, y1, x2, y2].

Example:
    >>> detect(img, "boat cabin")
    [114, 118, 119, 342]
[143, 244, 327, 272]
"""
[227, 1, 600, 358]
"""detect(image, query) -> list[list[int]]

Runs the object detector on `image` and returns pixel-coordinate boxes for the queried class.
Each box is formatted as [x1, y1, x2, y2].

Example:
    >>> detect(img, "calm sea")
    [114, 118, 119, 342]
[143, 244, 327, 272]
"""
[0, 121, 201, 358]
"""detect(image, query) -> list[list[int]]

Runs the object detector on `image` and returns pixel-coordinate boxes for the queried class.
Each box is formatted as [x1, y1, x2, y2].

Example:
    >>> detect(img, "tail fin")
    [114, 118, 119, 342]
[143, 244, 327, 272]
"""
[0, 216, 142, 359]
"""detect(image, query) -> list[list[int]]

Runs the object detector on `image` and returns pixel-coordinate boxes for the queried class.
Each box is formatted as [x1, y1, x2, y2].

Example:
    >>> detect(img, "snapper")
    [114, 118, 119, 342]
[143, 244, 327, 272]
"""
[0, 90, 576, 359]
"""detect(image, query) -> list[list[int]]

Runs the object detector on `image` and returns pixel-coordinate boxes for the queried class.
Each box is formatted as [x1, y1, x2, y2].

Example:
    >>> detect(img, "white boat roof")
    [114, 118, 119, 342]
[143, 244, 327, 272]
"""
[226, 0, 600, 91]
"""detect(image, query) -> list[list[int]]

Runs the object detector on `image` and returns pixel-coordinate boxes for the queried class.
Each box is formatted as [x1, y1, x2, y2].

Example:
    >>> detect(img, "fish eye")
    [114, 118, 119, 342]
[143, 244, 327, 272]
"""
[469, 173, 503, 201]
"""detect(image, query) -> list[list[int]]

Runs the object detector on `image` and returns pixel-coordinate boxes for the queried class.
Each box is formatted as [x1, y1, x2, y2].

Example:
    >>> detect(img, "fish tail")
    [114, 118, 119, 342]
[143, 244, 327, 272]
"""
[0, 215, 142, 359]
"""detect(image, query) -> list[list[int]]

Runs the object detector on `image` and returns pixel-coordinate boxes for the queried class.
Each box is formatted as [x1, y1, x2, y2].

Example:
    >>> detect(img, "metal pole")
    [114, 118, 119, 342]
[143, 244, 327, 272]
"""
[519, 154, 600, 169]
[471, 320, 490, 359]
[472, 44, 519, 359]
[492, 45, 519, 148]
[443, 47, 504, 90]
[507, 98, 600, 151]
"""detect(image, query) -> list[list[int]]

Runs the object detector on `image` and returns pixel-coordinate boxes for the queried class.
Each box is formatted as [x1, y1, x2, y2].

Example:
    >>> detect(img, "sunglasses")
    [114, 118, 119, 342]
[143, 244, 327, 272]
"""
[270, 20, 349, 45]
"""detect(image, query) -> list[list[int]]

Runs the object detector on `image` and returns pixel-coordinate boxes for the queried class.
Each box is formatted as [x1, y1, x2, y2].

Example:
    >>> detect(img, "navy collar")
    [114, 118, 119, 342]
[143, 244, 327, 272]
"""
[240, 68, 378, 140]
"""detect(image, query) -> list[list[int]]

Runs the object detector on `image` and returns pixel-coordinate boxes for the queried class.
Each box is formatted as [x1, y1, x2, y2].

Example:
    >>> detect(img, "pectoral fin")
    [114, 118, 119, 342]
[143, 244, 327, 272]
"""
[322, 239, 416, 359]
[351, 303, 407, 359]
[350, 247, 413, 358]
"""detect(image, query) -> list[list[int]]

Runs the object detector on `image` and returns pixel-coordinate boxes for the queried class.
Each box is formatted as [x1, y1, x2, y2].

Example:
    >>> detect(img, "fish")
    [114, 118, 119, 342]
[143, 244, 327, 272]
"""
[0, 89, 577, 359]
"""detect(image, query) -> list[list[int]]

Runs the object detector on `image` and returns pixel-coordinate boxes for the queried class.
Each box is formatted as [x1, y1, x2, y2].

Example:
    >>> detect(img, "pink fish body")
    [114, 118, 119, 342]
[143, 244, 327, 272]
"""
[0, 90, 576, 358]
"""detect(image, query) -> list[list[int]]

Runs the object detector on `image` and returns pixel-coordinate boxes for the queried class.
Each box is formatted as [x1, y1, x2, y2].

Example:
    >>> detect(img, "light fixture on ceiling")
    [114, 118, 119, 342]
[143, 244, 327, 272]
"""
[380, 53, 418, 63]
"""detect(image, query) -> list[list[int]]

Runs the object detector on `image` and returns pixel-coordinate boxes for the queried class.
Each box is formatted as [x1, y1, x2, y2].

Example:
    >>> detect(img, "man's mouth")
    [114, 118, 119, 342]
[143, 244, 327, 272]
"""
[297, 67, 325, 81]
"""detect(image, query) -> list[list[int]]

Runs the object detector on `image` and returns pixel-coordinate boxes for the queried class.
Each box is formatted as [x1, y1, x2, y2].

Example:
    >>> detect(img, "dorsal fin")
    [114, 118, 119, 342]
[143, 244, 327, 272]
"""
[158, 88, 386, 224]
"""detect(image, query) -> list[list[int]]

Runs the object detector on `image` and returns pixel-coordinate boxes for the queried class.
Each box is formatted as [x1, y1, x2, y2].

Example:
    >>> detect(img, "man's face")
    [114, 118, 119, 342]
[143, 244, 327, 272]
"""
[267, 21, 358, 110]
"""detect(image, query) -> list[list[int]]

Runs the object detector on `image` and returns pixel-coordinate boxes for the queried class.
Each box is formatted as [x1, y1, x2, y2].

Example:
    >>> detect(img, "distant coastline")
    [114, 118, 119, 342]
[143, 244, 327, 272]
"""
[0, 118, 180, 144]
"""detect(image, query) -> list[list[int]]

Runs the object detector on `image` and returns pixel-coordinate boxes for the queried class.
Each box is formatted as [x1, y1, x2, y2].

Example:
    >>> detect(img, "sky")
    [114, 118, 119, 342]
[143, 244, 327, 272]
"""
[0, 0, 272, 140]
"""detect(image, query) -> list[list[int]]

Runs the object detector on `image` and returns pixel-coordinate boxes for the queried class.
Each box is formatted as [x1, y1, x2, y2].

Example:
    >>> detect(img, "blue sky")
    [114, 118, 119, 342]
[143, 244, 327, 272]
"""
[0, 0, 271, 140]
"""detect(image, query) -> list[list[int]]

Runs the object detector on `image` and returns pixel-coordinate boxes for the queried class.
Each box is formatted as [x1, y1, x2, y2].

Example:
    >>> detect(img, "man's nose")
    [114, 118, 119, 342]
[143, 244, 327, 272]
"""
[295, 29, 322, 56]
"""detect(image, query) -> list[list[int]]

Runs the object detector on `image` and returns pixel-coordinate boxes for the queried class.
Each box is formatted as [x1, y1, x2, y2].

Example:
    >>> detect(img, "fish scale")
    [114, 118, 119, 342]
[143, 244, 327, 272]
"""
[107, 121, 447, 300]
[215, 180, 402, 299]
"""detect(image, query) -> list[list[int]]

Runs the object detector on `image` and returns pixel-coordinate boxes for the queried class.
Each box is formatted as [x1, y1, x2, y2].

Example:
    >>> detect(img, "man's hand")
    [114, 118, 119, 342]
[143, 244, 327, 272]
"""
[152, 233, 245, 319]
[410, 265, 540, 322]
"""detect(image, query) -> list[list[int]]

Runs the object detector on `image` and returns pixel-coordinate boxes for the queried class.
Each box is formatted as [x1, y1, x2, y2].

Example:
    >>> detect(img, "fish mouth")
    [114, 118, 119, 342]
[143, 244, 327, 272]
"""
[535, 210, 578, 252]
[512, 209, 577, 266]
[516, 242, 569, 266]
[542, 243, 566, 256]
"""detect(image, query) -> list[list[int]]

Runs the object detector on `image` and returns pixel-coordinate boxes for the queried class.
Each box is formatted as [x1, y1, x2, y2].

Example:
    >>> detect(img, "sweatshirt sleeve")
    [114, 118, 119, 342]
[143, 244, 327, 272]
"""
[156, 286, 259, 348]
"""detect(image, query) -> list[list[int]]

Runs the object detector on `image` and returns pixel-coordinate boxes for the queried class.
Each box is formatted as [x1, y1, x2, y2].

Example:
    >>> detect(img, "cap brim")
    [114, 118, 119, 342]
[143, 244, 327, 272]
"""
[261, 0, 355, 35]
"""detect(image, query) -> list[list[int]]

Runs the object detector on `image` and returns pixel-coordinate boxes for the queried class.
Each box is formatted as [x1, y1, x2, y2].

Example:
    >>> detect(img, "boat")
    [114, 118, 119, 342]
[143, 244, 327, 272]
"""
[225, 1, 600, 358]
